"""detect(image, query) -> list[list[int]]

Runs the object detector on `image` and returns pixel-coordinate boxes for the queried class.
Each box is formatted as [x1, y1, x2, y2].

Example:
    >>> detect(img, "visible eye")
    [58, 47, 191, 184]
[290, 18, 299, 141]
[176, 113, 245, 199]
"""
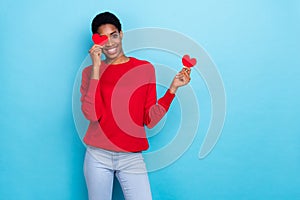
[111, 33, 119, 39]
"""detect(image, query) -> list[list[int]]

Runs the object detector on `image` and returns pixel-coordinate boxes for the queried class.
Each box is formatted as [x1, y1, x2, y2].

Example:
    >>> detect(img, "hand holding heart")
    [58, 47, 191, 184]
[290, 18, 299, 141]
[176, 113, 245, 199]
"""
[181, 54, 197, 77]
[169, 54, 197, 94]
[89, 34, 109, 67]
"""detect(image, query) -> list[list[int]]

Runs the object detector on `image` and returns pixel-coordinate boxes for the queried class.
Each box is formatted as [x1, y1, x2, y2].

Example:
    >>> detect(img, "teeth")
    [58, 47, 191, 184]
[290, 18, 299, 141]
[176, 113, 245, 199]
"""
[107, 48, 117, 54]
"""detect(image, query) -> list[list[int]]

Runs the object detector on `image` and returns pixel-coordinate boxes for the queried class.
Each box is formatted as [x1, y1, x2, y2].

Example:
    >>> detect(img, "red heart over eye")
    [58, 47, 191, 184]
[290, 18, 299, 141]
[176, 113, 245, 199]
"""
[92, 34, 108, 45]
[182, 54, 197, 68]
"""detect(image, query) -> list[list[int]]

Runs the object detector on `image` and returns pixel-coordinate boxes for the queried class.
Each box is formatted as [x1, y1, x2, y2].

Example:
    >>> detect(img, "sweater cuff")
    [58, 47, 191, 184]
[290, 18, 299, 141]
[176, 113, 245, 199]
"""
[164, 89, 175, 102]
[158, 89, 175, 111]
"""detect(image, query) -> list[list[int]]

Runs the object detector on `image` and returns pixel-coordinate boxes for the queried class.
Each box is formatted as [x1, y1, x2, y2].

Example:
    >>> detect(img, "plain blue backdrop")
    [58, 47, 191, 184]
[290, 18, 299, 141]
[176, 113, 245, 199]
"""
[1, 0, 299, 199]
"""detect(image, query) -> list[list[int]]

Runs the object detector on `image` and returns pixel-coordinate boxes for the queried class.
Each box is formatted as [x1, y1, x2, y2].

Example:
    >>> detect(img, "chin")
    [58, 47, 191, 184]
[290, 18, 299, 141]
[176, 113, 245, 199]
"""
[105, 54, 118, 61]
[105, 52, 121, 61]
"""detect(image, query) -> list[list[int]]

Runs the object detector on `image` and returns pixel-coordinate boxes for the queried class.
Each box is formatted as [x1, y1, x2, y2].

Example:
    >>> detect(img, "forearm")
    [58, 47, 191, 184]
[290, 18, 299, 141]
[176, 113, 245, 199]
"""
[145, 89, 175, 128]
[90, 66, 100, 80]
[80, 67, 103, 122]
[169, 85, 178, 94]
[81, 79, 101, 121]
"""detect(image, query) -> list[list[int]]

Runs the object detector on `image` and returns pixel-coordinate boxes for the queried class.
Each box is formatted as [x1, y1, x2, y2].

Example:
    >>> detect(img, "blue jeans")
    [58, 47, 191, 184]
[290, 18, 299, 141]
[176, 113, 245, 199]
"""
[84, 146, 152, 200]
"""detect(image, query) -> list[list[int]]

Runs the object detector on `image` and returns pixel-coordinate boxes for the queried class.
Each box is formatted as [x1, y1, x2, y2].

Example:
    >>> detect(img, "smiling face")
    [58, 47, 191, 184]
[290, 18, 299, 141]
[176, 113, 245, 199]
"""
[97, 24, 124, 63]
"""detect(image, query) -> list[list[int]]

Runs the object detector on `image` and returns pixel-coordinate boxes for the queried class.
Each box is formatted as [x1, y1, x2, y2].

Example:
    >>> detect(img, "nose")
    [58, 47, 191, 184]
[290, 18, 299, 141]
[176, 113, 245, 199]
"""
[105, 36, 113, 46]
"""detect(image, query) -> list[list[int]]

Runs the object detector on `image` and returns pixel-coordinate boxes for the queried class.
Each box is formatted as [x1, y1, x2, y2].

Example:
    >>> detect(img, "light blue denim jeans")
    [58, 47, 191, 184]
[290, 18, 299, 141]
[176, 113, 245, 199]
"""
[84, 146, 152, 200]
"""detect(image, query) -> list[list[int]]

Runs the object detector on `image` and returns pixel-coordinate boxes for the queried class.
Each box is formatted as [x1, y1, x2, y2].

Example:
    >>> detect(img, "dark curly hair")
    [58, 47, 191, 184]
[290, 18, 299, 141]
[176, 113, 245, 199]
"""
[91, 12, 122, 34]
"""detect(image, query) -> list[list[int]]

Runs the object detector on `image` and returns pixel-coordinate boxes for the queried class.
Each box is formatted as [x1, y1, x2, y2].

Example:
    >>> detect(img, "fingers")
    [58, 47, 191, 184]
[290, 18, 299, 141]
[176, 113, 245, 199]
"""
[182, 67, 191, 75]
[88, 44, 103, 56]
[170, 67, 192, 91]
[175, 72, 191, 85]
[178, 68, 191, 82]
[182, 69, 191, 79]
[90, 44, 104, 51]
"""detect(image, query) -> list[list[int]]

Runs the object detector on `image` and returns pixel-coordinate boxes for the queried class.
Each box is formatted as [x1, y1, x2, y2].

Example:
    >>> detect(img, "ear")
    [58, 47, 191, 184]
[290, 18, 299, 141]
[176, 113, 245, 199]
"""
[120, 31, 123, 39]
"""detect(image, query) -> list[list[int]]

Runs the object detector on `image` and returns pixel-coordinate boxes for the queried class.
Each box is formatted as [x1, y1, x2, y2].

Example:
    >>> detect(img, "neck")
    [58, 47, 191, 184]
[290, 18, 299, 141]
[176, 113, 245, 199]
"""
[105, 52, 129, 65]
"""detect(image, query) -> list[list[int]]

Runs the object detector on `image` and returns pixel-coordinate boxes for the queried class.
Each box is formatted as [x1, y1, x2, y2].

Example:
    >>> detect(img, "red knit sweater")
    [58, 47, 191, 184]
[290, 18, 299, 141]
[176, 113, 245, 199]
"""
[80, 57, 175, 152]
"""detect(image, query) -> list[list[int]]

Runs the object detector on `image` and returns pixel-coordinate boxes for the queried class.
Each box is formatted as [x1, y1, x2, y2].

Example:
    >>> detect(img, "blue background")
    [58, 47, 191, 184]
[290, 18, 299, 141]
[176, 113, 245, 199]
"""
[1, 0, 299, 199]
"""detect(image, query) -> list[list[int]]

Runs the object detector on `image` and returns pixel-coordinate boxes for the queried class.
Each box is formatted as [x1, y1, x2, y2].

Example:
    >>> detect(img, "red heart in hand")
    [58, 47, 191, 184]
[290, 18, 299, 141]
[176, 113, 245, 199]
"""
[182, 54, 197, 68]
[92, 34, 108, 45]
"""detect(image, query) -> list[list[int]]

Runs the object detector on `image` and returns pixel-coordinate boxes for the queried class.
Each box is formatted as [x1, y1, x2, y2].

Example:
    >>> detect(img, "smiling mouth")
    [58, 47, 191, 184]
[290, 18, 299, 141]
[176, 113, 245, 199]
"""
[105, 47, 117, 55]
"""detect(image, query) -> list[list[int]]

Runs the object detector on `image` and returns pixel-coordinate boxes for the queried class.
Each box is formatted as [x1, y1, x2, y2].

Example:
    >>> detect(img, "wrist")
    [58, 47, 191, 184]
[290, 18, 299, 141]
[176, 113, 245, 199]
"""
[92, 64, 100, 69]
[169, 86, 178, 94]
[90, 66, 100, 79]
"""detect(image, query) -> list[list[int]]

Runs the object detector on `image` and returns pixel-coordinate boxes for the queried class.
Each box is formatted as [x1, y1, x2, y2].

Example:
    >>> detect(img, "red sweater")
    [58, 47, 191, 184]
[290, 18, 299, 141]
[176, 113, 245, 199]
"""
[80, 57, 175, 152]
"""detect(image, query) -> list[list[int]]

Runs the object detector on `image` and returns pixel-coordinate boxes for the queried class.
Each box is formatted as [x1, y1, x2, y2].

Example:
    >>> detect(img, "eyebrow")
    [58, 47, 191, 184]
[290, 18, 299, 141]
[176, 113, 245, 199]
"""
[99, 31, 118, 36]
[110, 31, 117, 35]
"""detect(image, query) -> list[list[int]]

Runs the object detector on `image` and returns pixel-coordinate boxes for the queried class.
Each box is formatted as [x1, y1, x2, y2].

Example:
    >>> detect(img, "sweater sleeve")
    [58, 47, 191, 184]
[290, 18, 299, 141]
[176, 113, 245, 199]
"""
[144, 66, 175, 128]
[80, 67, 103, 122]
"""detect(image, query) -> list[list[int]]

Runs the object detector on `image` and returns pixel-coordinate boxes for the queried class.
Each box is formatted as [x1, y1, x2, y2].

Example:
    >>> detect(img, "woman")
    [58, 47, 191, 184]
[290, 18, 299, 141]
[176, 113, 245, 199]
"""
[81, 11, 191, 200]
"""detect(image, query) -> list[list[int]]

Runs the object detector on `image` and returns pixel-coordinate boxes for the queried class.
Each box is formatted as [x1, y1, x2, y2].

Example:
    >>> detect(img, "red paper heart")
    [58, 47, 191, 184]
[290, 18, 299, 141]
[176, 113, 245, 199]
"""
[92, 34, 108, 45]
[182, 54, 197, 68]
